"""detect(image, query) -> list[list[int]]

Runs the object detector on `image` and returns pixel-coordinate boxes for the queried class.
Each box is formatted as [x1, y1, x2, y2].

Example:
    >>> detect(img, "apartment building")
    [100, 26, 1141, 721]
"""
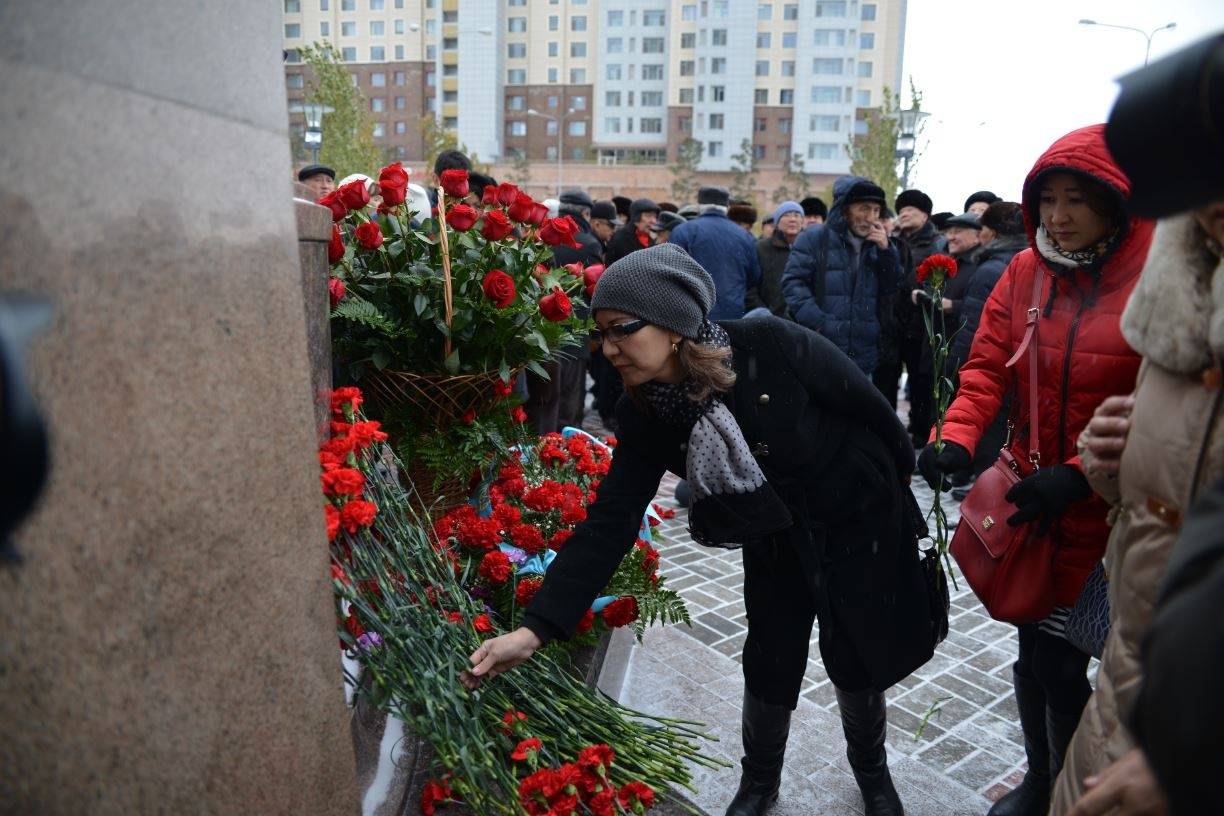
[283, 0, 905, 175]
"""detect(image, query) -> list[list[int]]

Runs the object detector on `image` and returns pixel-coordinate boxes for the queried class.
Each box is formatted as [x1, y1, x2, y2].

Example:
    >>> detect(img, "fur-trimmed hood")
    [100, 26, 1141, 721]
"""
[1121, 214, 1224, 372]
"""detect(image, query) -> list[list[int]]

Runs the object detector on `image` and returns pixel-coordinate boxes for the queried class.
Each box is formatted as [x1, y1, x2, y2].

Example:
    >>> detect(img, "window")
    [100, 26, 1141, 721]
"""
[708, 113, 725, 130]
[605, 117, 621, 133]
[782, 60, 795, 76]
[644, 10, 665, 25]
[373, 122, 385, 137]
[507, 68, 526, 84]
[816, 1, 847, 16]
[862, 4, 877, 20]
[754, 117, 767, 132]
[608, 37, 623, 52]
[426, 45, 435, 59]
[860, 32, 875, 49]
[713, 0, 728, 17]
[813, 58, 843, 74]
[808, 143, 839, 159]
[568, 42, 587, 58]
[508, 17, 527, 32]
[756, 32, 771, 48]
[286, 72, 304, 88]
[643, 37, 664, 53]
[755, 60, 770, 76]
[712, 29, 727, 46]
[708, 141, 723, 157]
[758, 3, 772, 20]
[754, 88, 768, 104]
[443, 116, 457, 128]
[697, 85, 704, 102]
[508, 43, 526, 58]
[370, 0, 384, 8]
[780, 88, 794, 104]
[547, 146, 558, 160]
[370, 46, 385, 60]
[857, 60, 873, 77]
[779, 117, 791, 133]
[370, 20, 385, 35]
[549, 15, 559, 30]
[606, 90, 621, 106]
[782, 31, 797, 47]
[546, 120, 557, 136]
[641, 117, 663, 133]
[679, 87, 694, 103]
[508, 121, 527, 136]
[548, 95, 558, 107]
[320, 0, 328, 9]
[395, 95, 406, 109]
[284, 23, 301, 38]
[607, 10, 623, 25]
[425, 19, 435, 34]
[571, 16, 587, 31]
[284, 0, 300, 11]
[371, 97, 385, 111]
[681, 32, 696, 48]
[341, 46, 357, 60]
[394, 120, 406, 135]
[548, 41, 558, 56]
[572, 95, 586, 110]
[783, 3, 798, 19]
[606, 64, 622, 81]
[811, 85, 841, 102]
[341, 0, 355, 8]
[855, 118, 869, 135]
[680, 60, 695, 76]
[642, 91, 663, 106]
[568, 121, 587, 136]
[371, 72, 386, 86]
[394, 0, 401, 6]
[569, 68, 586, 83]
[394, 45, 403, 59]
[710, 57, 726, 74]
[810, 114, 839, 131]
[642, 64, 664, 80]
[442, 10, 457, 21]
[683, 4, 697, 20]
[507, 95, 525, 111]
[813, 29, 846, 46]
[548, 67, 558, 82]
[341, 21, 356, 36]
[320, 21, 330, 35]
[509, 0, 525, 4]
[442, 36, 458, 49]
[712, 85, 725, 101]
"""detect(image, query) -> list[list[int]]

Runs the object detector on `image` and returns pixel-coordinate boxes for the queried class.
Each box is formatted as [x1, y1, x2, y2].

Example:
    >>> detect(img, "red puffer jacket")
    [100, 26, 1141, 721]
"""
[938, 125, 1155, 605]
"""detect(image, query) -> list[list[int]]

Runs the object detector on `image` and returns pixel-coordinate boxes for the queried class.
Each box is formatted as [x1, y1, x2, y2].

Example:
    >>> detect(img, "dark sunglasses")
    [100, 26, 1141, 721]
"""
[590, 319, 647, 344]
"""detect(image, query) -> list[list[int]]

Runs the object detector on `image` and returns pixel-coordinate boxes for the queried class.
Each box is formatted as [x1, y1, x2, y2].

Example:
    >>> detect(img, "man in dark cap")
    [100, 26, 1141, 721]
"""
[678, 203, 701, 221]
[611, 195, 633, 223]
[963, 190, 1000, 216]
[760, 215, 776, 240]
[727, 203, 758, 234]
[298, 164, 336, 199]
[667, 186, 762, 320]
[930, 211, 954, 232]
[604, 198, 660, 266]
[800, 196, 828, 226]
[648, 211, 686, 245]
[588, 201, 621, 250]
[782, 176, 903, 377]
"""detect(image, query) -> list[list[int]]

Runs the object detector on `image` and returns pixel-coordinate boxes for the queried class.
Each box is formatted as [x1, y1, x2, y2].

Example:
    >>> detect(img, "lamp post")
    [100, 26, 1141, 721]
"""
[892, 103, 928, 191]
[300, 102, 331, 164]
[1078, 19, 1177, 66]
[527, 107, 577, 196]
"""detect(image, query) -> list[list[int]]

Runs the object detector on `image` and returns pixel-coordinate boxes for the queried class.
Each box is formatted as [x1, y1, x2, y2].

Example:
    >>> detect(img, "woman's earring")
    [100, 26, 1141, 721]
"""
[671, 342, 679, 354]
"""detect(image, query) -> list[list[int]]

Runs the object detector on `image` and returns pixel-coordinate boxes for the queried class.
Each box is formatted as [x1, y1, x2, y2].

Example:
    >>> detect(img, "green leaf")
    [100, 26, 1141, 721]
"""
[372, 349, 391, 370]
[526, 360, 550, 380]
[444, 348, 461, 374]
[414, 293, 428, 315]
[498, 360, 511, 384]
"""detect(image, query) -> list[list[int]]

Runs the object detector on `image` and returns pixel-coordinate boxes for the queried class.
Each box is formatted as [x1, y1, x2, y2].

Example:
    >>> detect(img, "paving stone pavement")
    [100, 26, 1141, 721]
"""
[580, 391, 1096, 815]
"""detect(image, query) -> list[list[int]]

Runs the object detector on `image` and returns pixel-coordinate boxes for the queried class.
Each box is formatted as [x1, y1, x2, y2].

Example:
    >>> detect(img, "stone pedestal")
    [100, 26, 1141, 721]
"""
[0, 2, 357, 813]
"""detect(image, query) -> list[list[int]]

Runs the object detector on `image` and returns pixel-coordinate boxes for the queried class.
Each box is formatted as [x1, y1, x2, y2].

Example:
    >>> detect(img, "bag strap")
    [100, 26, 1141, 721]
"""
[1003, 271, 1045, 468]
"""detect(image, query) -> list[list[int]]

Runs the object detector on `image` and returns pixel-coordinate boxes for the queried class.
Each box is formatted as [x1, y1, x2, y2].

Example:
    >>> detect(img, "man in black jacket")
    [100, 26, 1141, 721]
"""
[890, 189, 942, 445]
[747, 201, 804, 317]
[604, 199, 660, 266]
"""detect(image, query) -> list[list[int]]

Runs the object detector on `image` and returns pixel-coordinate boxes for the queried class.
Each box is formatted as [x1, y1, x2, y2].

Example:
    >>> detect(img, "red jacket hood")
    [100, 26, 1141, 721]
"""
[1021, 124, 1154, 276]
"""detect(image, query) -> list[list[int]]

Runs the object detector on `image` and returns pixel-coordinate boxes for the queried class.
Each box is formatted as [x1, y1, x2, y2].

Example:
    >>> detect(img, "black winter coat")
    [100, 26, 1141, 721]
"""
[524, 316, 936, 692]
[895, 221, 945, 340]
[747, 232, 793, 317]
[947, 234, 1027, 375]
[604, 224, 651, 266]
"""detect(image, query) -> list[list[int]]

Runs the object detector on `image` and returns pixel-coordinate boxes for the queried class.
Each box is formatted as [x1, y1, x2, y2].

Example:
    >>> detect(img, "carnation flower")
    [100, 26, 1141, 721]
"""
[473, 613, 494, 633]
[321, 467, 365, 497]
[617, 781, 655, 811]
[511, 737, 543, 762]
[420, 779, 452, 816]
[515, 576, 543, 607]
[479, 550, 513, 585]
[339, 499, 378, 532]
[330, 386, 363, 416]
[602, 596, 639, 628]
[915, 253, 959, 286]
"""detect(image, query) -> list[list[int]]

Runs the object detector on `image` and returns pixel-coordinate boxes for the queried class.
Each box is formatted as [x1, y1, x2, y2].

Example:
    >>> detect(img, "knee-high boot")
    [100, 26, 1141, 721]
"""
[835, 686, 904, 816]
[1046, 705, 1082, 787]
[987, 667, 1050, 816]
[724, 691, 792, 816]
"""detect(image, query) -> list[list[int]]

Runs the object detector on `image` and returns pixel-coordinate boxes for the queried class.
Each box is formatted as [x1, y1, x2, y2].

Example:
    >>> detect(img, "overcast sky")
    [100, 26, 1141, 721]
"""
[901, 0, 1224, 213]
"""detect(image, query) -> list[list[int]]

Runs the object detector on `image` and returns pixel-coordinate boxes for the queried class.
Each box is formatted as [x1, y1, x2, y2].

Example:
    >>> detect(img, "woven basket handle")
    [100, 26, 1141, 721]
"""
[435, 187, 455, 361]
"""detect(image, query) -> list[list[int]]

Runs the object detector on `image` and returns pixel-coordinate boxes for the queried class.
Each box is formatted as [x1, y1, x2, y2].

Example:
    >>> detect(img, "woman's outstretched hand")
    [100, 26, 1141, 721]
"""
[461, 627, 543, 689]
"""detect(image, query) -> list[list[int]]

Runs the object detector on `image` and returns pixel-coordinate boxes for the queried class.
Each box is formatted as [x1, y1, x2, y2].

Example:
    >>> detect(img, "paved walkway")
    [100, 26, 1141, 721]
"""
[581, 394, 1094, 815]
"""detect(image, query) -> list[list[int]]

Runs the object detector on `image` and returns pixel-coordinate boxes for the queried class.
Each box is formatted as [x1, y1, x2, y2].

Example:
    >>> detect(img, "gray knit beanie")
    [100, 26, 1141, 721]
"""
[590, 243, 715, 338]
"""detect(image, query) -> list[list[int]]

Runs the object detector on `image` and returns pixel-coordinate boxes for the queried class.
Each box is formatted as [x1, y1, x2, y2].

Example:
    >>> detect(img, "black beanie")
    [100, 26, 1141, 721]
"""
[964, 190, 1001, 211]
[590, 244, 716, 339]
[800, 196, 828, 219]
[895, 189, 933, 216]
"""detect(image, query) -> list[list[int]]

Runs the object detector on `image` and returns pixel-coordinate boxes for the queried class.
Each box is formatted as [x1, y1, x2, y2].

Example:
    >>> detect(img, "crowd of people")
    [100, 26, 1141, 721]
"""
[300, 33, 1222, 816]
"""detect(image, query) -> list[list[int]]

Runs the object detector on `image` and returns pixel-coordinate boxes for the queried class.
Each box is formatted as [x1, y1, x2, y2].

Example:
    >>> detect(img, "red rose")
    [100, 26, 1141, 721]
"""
[538, 216, 583, 248]
[446, 203, 479, 231]
[317, 191, 348, 222]
[473, 613, 494, 633]
[327, 225, 346, 264]
[324, 504, 340, 541]
[583, 264, 605, 298]
[508, 191, 538, 224]
[516, 576, 543, 607]
[481, 209, 515, 241]
[482, 269, 517, 308]
[562, 261, 585, 278]
[482, 184, 499, 206]
[490, 182, 518, 207]
[511, 737, 543, 762]
[602, 596, 639, 628]
[915, 253, 958, 285]
[338, 179, 371, 211]
[493, 376, 515, 398]
[340, 499, 378, 532]
[527, 202, 551, 226]
[617, 781, 655, 810]
[539, 286, 573, 321]
[354, 221, 384, 250]
[328, 276, 346, 306]
[511, 405, 528, 424]
[479, 549, 512, 585]
[420, 779, 452, 816]
[377, 162, 409, 206]
[321, 467, 364, 497]
[439, 169, 470, 199]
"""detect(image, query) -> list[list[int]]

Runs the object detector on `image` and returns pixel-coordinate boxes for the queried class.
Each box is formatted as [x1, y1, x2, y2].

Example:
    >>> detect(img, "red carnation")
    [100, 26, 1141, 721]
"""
[324, 503, 340, 541]
[446, 203, 479, 231]
[617, 781, 655, 811]
[539, 286, 573, 321]
[331, 386, 363, 415]
[321, 467, 365, 497]
[511, 405, 528, 424]
[510, 523, 545, 554]
[317, 191, 348, 222]
[482, 269, 517, 308]
[481, 209, 515, 241]
[502, 709, 528, 735]
[602, 596, 639, 628]
[354, 221, 383, 250]
[340, 499, 378, 532]
[575, 607, 595, 634]
[511, 737, 543, 762]
[473, 613, 494, 633]
[420, 779, 453, 816]
[578, 744, 615, 776]
[338, 179, 371, 211]
[538, 216, 583, 248]
[439, 169, 470, 199]
[328, 275, 346, 306]
[461, 408, 476, 424]
[493, 376, 515, 398]
[652, 502, 676, 520]
[548, 529, 572, 551]
[377, 162, 409, 206]
[327, 225, 346, 264]
[347, 420, 388, 448]
[516, 576, 543, 607]
[915, 253, 959, 285]
[479, 550, 513, 585]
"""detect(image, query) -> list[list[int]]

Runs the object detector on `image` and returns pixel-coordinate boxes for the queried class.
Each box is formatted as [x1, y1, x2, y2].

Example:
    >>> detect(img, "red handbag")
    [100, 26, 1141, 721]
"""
[949, 271, 1056, 624]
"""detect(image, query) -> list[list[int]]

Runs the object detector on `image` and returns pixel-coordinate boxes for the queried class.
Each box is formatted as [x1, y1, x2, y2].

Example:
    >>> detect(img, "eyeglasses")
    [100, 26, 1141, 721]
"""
[590, 319, 647, 345]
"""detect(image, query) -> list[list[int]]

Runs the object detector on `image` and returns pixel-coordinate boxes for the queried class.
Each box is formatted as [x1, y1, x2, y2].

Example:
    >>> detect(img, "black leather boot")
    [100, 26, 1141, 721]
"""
[987, 668, 1050, 816]
[724, 691, 792, 816]
[835, 686, 904, 816]
[1046, 705, 1083, 787]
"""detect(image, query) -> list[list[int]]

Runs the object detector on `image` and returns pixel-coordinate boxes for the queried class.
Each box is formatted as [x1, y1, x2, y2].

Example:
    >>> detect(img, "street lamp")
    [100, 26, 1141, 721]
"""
[892, 103, 928, 191]
[528, 107, 578, 196]
[1078, 19, 1177, 66]
[298, 102, 332, 163]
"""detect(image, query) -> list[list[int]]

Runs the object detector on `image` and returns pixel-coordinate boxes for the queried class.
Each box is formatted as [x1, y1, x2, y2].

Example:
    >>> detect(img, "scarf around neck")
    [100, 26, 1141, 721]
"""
[1035, 224, 1120, 269]
[640, 321, 791, 548]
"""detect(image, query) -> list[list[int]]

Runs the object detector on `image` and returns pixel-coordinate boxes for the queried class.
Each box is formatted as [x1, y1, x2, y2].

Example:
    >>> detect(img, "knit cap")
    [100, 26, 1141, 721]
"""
[590, 243, 716, 339]
[772, 201, 803, 222]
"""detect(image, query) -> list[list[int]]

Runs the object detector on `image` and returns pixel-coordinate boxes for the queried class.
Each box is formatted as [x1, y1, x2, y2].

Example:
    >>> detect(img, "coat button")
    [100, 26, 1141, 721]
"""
[758, 393, 770, 405]
[751, 442, 770, 458]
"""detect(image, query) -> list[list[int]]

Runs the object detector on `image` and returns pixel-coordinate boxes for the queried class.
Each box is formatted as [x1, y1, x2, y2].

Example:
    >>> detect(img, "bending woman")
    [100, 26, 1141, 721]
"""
[464, 243, 937, 816]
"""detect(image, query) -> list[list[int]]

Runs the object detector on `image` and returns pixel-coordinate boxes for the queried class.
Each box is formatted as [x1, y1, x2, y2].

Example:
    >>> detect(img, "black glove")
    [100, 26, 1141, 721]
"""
[1005, 465, 1092, 535]
[917, 442, 971, 490]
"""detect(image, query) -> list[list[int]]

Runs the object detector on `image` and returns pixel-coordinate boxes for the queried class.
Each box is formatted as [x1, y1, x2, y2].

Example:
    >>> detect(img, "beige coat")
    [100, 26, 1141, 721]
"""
[1051, 215, 1224, 814]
